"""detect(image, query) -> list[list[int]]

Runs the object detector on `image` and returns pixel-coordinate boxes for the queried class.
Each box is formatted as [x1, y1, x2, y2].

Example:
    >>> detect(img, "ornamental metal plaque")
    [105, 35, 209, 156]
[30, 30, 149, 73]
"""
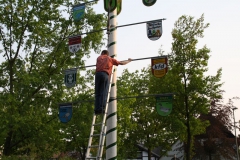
[59, 103, 73, 123]
[64, 68, 77, 88]
[68, 35, 81, 54]
[147, 20, 162, 41]
[72, 3, 85, 21]
[156, 94, 173, 116]
[151, 56, 168, 78]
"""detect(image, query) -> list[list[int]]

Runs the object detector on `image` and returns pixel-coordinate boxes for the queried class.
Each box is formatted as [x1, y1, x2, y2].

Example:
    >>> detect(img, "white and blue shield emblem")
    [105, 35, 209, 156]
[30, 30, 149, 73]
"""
[147, 20, 162, 41]
[59, 103, 73, 123]
[64, 68, 77, 88]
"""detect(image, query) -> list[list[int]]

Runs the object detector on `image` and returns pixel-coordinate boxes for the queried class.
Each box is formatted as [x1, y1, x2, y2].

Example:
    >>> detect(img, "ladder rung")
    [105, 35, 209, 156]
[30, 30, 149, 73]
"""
[94, 111, 107, 115]
[91, 134, 100, 137]
[91, 133, 106, 137]
[89, 145, 99, 148]
[93, 122, 104, 126]
[86, 157, 102, 159]
[89, 145, 104, 148]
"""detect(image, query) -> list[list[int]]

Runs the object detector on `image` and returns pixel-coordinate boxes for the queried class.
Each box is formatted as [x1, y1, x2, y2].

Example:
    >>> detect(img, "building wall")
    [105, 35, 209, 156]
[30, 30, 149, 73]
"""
[160, 140, 184, 160]
[126, 150, 159, 160]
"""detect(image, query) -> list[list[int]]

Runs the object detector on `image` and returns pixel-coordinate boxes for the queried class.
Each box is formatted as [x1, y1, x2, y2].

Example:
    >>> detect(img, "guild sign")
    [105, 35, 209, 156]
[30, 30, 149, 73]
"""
[142, 0, 157, 6]
[64, 68, 77, 88]
[72, 3, 85, 21]
[68, 35, 81, 54]
[156, 94, 173, 116]
[59, 103, 73, 123]
[146, 20, 162, 41]
[151, 56, 168, 78]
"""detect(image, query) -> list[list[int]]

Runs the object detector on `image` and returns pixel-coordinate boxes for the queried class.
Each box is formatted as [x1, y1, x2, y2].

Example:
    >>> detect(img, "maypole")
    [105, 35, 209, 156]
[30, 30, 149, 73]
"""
[68, 0, 164, 159]
[106, 8, 118, 160]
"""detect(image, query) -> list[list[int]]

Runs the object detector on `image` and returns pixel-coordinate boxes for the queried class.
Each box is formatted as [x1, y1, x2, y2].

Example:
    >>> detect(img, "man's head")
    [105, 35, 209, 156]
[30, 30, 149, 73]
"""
[101, 50, 109, 56]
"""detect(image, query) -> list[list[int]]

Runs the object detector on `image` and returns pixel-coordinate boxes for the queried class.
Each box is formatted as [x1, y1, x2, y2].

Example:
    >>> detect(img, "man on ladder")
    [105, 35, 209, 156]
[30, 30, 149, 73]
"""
[94, 50, 132, 114]
[85, 50, 131, 159]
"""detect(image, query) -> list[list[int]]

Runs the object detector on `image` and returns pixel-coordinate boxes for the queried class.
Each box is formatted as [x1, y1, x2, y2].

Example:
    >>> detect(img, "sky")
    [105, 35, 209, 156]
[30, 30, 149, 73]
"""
[82, 0, 240, 133]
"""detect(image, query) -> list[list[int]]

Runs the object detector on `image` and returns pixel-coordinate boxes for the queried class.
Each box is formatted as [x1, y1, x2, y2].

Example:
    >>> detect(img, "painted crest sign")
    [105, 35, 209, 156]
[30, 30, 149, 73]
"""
[146, 20, 162, 41]
[156, 94, 173, 116]
[64, 68, 77, 88]
[68, 35, 81, 54]
[143, 0, 157, 6]
[72, 3, 85, 21]
[59, 103, 73, 123]
[151, 56, 168, 78]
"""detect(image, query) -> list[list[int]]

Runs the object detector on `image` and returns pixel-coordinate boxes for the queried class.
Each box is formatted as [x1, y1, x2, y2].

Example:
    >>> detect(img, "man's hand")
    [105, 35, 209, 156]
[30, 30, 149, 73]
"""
[120, 58, 132, 65]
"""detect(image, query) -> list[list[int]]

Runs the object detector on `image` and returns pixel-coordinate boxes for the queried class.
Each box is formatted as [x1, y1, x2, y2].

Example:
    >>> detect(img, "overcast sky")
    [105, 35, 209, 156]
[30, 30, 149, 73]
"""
[83, 0, 240, 132]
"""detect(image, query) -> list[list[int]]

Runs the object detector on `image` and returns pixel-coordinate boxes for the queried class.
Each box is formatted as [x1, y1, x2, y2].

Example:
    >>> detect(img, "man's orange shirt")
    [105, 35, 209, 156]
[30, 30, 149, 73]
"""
[96, 55, 120, 75]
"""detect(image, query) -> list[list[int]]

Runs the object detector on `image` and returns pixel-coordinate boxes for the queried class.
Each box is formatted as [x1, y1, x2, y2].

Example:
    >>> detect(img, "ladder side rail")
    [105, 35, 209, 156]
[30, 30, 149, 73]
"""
[86, 115, 97, 158]
[103, 67, 115, 118]
[98, 125, 107, 159]
[86, 67, 115, 160]
[97, 67, 115, 159]
[96, 125, 106, 159]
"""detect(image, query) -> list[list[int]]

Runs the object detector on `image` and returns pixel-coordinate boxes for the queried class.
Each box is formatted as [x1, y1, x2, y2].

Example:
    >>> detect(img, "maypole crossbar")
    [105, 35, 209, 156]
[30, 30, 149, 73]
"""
[62, 93, 175, 105]
[68, 18, 166, 37]
[71, 55, 168, 70]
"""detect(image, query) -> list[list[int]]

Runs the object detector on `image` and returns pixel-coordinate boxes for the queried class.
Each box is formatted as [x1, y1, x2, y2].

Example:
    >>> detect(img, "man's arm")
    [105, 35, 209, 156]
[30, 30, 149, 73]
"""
[119, 58, 132, 65]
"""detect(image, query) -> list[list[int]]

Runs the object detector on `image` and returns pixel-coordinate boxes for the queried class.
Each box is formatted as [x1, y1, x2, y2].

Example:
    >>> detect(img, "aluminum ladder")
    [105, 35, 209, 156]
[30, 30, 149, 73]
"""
[85, 69, 114, 160]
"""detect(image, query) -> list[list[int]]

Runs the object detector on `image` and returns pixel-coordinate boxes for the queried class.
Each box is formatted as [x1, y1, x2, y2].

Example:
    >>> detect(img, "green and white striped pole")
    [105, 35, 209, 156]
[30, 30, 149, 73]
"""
[107, 8, 118, 160]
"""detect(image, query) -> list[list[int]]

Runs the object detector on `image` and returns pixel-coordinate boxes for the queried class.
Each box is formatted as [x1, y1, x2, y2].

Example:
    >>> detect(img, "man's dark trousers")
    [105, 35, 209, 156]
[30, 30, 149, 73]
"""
[95, 72, 109, 112]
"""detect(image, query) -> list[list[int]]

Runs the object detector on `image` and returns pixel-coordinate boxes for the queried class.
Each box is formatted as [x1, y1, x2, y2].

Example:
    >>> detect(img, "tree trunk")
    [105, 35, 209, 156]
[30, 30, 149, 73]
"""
[185, 79, 191, 160]
[148, 148, 152, 160]
[3, 60, 14, 156]
[186, 108, 191, 160]
[3, 130, 13, 155]
[209, 152, 212, 160]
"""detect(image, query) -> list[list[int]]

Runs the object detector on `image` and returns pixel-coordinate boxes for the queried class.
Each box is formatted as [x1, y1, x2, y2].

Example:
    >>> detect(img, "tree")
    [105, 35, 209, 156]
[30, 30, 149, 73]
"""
[117, 68, 175, 160]
[193, 98, 238, 160]
[116, 14, 224, 160]
[57, 69, 96, 160]
[169, 14, 223, 160]
[0, 0, 106, 157]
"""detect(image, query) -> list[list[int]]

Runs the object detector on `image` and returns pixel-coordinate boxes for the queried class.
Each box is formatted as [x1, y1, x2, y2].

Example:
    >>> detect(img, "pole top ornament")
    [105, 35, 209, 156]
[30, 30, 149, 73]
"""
[104, 0, 122, 15]
[142, 0, 157, 6]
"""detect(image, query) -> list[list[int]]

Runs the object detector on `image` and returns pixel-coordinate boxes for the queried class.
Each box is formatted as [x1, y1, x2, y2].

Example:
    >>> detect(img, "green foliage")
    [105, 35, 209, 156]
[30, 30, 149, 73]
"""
[0, 1, 226, 159]
[117, 69, 174, 158]
[116, 14, 223, 160]
[0, 0, 106, 157]
[60, 70, 96, 160]
[169, 14, 223, 160]
[1, 155, 32, 160]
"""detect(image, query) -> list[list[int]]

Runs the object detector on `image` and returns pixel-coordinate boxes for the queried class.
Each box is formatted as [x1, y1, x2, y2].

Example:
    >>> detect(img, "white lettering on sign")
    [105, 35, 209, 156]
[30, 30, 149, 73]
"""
[148, 22, 161, 29]
[152, 63, 167, 70]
